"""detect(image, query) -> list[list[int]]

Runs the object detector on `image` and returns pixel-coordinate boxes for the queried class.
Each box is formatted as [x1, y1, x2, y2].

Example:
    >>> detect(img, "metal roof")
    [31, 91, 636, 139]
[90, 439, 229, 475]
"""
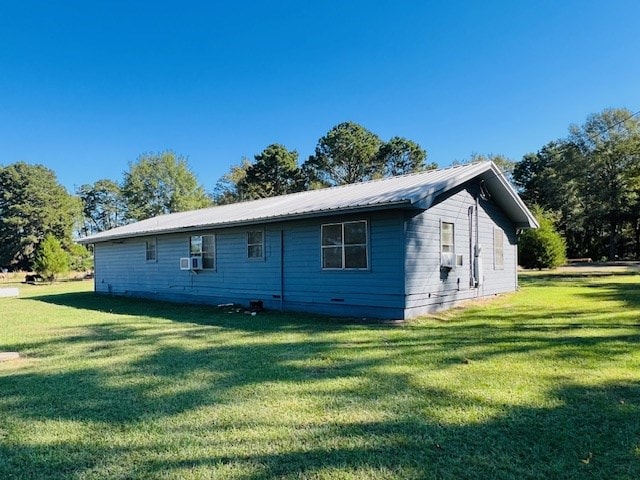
[78, 162, 537, 244]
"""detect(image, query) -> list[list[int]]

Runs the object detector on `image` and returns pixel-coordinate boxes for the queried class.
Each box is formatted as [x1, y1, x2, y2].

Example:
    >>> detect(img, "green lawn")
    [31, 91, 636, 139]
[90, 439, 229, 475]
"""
[1, 275, 639, 479]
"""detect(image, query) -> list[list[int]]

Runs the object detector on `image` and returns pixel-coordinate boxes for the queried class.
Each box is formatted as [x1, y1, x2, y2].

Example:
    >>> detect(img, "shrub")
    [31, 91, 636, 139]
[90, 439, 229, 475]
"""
[519, 206, 566, 269]
[68, 243, 93, 272]
[33, 235, 69, 281]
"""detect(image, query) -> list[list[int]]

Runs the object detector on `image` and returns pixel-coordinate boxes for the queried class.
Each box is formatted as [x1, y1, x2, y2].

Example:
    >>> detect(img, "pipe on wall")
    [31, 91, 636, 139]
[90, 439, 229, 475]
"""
[468, 205, 474, 287]
[280, 229, 285, 312]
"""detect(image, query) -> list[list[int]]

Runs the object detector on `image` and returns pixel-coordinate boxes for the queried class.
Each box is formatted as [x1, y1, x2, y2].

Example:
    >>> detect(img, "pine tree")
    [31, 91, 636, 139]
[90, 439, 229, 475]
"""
[33, 235, 69, 281]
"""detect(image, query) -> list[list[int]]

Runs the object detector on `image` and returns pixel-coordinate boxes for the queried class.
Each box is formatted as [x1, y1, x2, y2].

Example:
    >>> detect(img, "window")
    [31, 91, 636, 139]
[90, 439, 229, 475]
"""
[145, 239, 157, 262]
[494, 228, 504, 270]
[190, 235, 215, 269]
[321, 220, 368, 270]
[440, 222, 455, 267]
[441, 222, 455, 254]
[247, 230, 264, 259]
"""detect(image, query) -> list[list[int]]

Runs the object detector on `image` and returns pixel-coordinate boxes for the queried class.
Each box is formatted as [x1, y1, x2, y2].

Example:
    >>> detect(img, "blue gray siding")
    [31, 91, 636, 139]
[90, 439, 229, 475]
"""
[95, 228, 282, 305]
[94, 210, 405, 319]
[403, 184, 518, 318]
[93, 185, 521, 320]
[281, 212, 405, 318]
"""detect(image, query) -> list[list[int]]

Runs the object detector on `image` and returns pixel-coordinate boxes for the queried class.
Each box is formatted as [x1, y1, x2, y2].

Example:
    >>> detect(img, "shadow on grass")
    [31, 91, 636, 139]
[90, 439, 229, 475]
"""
[518, 270, 639, 286]
[13, 285, 640, 395]
[148, 381, 640, 480]
[2, 279, 640, 478]
[27, 291, 373, 333]
[14, 291, 640, 384]
[519, 271, 640, 312]
[2, 376, 638, 479]
[575, 280, 640, 309]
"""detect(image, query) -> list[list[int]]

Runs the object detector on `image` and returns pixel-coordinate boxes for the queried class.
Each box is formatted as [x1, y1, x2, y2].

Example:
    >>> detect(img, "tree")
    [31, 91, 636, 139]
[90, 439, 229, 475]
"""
[518, 206, 566, 269]
[212, 157, 252, 205]
[0, 162, 80, 270]
[33, 235, 69, 280]
[377, 137, 432, 176]
[238, 144, 305, 199]
[567, 108, 640, 260]
[303, 121, 383, 186]
[514, 142, 564, 205]
[514, 142, 586, 258]
[459, 153, 517, 186]
[514, 108, 640, 260]
[68, 243, 93, 272]
[77, 179, 127, 235]
[122, 151, 212, 221]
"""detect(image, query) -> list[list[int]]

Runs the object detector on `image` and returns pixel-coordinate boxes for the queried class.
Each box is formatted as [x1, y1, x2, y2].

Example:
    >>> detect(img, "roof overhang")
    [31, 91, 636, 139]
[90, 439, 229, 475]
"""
[77, 161, 537, 245]
[480, 167, 539, 229]
[416, 162, 538, 229]
[77, 199, 414, 244]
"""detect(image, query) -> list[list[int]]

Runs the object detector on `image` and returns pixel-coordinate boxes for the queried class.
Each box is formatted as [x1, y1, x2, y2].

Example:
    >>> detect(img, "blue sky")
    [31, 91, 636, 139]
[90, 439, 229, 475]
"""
[1, 1, 638, 193]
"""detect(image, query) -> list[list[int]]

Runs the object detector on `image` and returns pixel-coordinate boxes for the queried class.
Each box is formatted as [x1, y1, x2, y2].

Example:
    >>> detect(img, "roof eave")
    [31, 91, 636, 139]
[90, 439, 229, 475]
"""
[77, 199, 414, 244]
[482, 164, 539, 229]
[414, 162, 538, 229]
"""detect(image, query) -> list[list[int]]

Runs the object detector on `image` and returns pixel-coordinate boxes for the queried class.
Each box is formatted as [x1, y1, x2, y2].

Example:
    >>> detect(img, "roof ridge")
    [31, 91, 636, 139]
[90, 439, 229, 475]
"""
[78, 161, 516, 244]
[187, 165, 448, 212]
[106, 163, 489, 220]
[253, 161, 485, 197]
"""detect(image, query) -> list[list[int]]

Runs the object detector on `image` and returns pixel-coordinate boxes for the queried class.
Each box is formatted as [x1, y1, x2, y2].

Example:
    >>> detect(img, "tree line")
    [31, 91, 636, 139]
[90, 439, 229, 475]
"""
[0, 122, 431, 273]
[513, 107, 640, 262]
[213, 122, 434, 203]
[1, 109, 638, 275]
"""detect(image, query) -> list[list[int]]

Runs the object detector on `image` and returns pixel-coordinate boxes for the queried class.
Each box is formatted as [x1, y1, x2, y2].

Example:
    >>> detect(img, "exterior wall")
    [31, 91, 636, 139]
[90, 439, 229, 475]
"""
[403, 183, 518, 318]
[93, 210, 406, 319]
[92, 187, 521, 320]
[94, 228, 282, 308]
[281, 211, 405, 318]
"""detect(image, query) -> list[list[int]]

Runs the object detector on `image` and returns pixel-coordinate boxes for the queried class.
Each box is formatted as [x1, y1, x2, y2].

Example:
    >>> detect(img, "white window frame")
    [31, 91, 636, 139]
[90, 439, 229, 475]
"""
[247, 230, 264, 260]
[145, 238, 157, 262]
[494, 228, 504, 270]
[440, 221, 455, 267]
[321, 220, 369, 270]
[190, 234, 216, 270]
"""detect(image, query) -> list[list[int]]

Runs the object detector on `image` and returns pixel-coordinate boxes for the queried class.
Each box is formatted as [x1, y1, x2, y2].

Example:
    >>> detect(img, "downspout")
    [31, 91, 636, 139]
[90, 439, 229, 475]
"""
[468, 206, 474, 287]
[475, 195, 480, 255]
[515, 229, 520, 290]
[280, 229, 284, 312]
[474, 195, 483, 292]
[93, 243, 98, 292]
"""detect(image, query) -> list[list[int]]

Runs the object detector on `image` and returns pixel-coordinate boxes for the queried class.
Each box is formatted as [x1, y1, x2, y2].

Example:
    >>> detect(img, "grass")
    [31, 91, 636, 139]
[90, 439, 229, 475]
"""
[1, 275, 639, 479]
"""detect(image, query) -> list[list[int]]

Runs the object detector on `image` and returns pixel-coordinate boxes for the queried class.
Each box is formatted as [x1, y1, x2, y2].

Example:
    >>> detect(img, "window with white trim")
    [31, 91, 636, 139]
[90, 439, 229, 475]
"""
[494, 228, 504, 270]
[247, 230, 264, 259]
[145, 239, 157, 262]
[321, 220, 368, 270]
[441, 222, 455, 253]
[440, 222, 455, 267]
[190, 235, 215, 269]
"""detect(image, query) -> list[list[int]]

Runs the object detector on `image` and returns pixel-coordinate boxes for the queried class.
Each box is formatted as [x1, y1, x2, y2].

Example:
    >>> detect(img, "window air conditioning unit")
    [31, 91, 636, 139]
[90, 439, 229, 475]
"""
[179, 257, 191, 270]
[441, 252, 455, 269]
[190, 255, 203, 270]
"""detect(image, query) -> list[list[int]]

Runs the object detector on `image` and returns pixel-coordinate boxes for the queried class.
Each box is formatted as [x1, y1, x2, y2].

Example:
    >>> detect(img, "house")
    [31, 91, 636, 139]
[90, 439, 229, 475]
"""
[78, 162, 538, 320]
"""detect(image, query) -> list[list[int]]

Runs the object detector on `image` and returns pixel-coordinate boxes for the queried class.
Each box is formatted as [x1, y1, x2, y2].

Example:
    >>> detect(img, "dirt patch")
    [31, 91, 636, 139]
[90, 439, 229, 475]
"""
[0, 352, 20, 362]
